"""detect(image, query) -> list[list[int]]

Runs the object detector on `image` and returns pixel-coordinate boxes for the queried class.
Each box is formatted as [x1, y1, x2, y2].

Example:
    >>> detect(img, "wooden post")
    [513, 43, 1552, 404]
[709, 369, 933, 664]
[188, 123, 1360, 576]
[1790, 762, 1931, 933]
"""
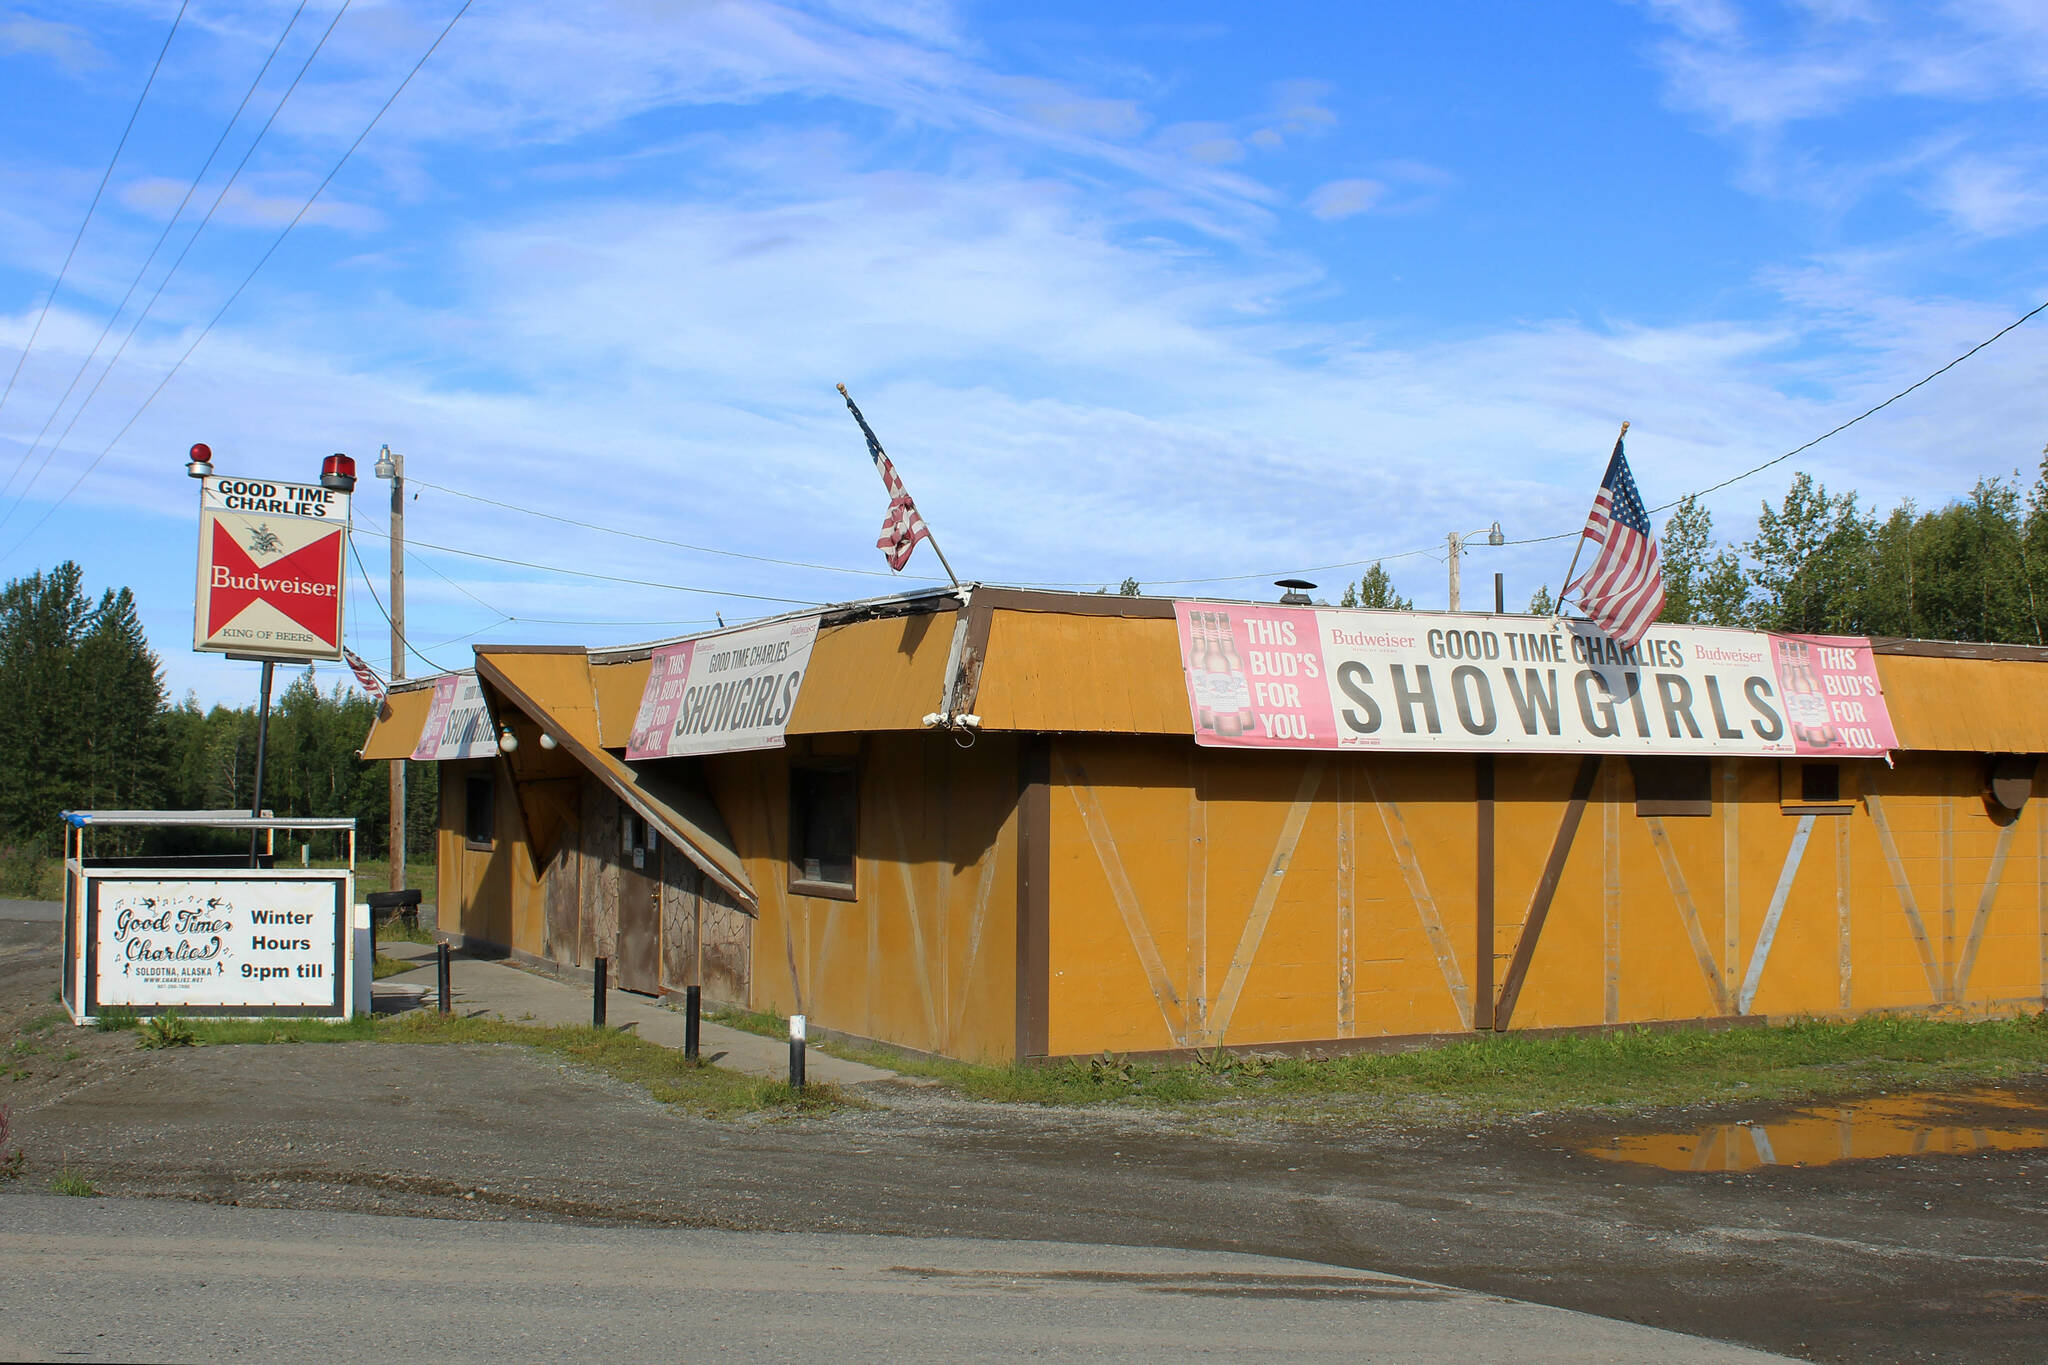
[387, 446, 407, 895]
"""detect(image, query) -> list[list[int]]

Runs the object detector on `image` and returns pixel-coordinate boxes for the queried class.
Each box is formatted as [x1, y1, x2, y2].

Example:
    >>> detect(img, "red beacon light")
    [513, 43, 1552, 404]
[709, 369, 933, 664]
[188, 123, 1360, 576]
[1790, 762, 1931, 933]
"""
[320, 452, 357, 494]
[186, 442, 214, 479]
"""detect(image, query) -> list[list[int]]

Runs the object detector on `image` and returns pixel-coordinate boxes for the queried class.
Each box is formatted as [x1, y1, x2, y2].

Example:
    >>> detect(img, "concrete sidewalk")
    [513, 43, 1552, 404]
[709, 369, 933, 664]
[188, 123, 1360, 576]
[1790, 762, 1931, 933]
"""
[371, 941, 903, 1087]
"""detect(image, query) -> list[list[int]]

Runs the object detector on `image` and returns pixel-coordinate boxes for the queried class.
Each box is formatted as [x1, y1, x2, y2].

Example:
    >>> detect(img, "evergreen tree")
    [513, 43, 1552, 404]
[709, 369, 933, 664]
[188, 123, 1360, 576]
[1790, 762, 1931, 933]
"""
[1745, 474, 1874, 633]
[1527, 583, 1555, 615]
[1658, 497, 1749, 626]
[0, 564, 93, 852]
[1338, 562, 1413, 610]
[73, 587, 167, 822]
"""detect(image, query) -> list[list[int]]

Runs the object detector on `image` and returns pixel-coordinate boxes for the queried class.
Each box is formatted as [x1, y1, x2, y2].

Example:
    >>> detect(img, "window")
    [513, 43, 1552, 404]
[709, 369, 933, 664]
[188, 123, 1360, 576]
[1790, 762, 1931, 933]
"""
[464, 773, 495, 848]
[1781, 760, 1853, 813]
[621, 809, 650, 871]
[1629, 757, 1712, 817]
[789, 764, 857, 898]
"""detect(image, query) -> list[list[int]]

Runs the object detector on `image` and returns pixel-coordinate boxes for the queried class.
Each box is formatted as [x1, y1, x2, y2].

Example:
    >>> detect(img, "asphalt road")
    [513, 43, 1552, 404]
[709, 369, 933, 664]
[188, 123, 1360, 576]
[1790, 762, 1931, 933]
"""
[7, 916, 2046, 1363]
[0, 1194, 1787, 1363]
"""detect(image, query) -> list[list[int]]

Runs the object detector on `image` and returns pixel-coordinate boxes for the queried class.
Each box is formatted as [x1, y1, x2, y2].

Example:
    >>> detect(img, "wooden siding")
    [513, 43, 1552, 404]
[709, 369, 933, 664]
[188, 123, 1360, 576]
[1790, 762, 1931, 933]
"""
[1040, 739, 2048, 1057]
[974, 611, 1191, 735]
[710, 732, 1021, 1061]
[787, 614, 957, 733]
[359, 684, 437, 760]
[1872, 652, 2048, 752]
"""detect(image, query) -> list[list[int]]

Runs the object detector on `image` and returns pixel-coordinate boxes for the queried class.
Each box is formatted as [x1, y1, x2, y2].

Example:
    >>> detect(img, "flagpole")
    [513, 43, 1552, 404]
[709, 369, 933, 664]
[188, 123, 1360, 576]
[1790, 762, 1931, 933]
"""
[837, 383, 962, 592]
[1554, 419, 1628, 617]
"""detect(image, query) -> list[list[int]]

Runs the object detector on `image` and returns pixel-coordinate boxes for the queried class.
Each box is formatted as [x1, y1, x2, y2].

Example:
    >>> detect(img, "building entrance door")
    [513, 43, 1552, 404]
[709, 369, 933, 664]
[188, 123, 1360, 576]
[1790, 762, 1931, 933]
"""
[616, 810, 660, 996]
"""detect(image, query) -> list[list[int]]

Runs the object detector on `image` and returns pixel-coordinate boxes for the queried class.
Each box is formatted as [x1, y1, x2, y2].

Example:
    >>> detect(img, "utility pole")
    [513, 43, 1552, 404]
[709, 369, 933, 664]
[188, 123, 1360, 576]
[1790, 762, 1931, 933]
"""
[376, 445, 406, 894]
[1447, 523, 1506, 613]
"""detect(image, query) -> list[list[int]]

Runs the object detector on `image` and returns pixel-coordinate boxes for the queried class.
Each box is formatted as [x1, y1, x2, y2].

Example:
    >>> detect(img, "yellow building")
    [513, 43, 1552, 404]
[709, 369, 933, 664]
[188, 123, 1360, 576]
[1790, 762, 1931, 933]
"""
[360, 588, 2048, 1062]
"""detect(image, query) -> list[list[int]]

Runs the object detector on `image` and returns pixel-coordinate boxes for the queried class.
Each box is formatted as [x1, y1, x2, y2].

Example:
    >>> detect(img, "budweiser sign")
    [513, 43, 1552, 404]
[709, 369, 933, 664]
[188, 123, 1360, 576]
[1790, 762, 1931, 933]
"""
[193, 476, 350, 661]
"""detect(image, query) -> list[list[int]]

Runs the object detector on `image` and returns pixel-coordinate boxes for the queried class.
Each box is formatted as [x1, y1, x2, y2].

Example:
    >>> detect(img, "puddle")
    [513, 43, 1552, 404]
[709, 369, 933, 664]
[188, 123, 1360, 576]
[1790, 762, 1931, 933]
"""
[1582, 1089, 2048, 1171]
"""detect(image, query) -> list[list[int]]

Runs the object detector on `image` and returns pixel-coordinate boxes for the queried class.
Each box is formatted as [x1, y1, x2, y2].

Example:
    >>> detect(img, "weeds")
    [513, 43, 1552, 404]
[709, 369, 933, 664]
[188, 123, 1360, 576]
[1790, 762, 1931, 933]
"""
[94, 1007, 140, 1033]
[0, 1104, 24, 1182]
[176, 1012, 845, 1119]
[137, 1010, 195, 1050]
[48, 1170, 98, 1197]
[374, 918, 439, 947]
[710, 1004, 2048, 1120]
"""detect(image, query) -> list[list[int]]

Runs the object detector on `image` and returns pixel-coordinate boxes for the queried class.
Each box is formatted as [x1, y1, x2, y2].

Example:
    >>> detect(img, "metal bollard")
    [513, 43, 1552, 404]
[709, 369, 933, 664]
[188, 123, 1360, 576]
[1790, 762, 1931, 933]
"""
[436, 942, 451, 1015]
[593, 957, 607, 1029]
[684, 985, 701, 1060]
[788, 1013, 806, 1091]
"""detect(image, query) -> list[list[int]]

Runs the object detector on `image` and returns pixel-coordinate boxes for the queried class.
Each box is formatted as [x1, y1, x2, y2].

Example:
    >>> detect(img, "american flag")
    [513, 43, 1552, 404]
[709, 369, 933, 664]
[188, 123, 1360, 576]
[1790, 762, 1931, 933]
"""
[838, 384, 932, 572]
[343, 647, 387, 702]
[1564, 433, 1665, 648]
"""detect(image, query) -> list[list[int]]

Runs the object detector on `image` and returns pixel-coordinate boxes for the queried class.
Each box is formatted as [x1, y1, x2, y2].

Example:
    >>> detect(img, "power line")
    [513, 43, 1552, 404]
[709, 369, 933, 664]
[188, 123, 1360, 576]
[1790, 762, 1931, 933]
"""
[1495, 296, 2048, 553]
[408, 477, 944, 582]
[0, 1, 189, 420]
[0, 0, 356, 538]
[347, 524, 828, 605]
[0, 0, 473, 569]
[347, 535, 475, 674]
[1083, 293, 2048, 592]
[0, 1, 314, 520]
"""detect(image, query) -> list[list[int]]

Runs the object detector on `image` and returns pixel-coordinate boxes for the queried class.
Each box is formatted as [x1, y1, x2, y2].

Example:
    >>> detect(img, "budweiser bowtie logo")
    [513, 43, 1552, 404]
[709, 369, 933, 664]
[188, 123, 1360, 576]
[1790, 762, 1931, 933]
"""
[206, 520, 343, 644]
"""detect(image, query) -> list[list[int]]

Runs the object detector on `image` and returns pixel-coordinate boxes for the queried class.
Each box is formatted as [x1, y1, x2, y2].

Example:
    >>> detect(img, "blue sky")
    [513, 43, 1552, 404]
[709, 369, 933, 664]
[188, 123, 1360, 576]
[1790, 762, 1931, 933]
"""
[2, 0, 2045, 706]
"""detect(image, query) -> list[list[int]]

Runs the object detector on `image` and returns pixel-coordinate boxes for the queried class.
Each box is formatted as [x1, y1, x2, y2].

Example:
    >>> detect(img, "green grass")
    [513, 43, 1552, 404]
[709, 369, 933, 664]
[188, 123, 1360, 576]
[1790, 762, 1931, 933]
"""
[93, 1007, 140, 1033]
[372, 954, 416, 980]
[374, 918, 439, 947]
[716, 1005, 2048, 1122]
[184, 1012, 850, 1119]
[323, 857, 435, 898]
[49, 1170, 98, 1197]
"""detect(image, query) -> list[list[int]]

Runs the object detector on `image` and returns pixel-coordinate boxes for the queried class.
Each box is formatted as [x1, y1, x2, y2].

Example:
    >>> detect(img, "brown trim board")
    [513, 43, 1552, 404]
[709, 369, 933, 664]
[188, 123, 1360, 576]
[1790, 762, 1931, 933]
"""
[1474, 755, 1495, 1031]
[1015, 736, 1052, 1059]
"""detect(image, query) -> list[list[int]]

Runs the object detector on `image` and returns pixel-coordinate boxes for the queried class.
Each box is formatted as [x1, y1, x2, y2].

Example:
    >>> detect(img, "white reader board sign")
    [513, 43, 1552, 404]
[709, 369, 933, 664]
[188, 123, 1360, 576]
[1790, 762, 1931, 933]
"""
[83, 870, 350, 1018]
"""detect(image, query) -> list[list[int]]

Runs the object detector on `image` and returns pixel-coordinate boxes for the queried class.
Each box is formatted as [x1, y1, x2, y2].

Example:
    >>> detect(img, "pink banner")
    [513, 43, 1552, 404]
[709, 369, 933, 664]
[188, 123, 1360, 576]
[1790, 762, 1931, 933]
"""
[1176, 603, 1337, 747]
[409, 675, 458, 762]
[625, 642, 695, 760]
[1770, 636, 1898, 756]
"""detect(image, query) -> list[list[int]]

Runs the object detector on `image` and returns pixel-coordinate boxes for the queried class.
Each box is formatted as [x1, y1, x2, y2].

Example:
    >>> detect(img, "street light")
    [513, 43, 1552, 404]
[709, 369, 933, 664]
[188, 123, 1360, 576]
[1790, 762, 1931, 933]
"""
[1447, 522, 1505, 612]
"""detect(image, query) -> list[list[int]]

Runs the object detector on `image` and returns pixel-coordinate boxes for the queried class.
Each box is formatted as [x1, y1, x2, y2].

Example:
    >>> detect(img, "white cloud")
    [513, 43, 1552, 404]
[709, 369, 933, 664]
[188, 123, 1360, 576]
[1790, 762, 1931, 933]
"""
[0, 12, 105, 74]
[1305, 178, 1385, 220]
[1924, 154, 2048, 237]
[118, 176, 384, 232]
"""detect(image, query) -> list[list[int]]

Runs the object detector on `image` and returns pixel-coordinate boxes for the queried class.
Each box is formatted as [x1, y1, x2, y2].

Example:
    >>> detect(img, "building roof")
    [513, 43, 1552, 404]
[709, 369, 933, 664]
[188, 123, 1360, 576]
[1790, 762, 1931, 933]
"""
[359, 588, 2048, 766]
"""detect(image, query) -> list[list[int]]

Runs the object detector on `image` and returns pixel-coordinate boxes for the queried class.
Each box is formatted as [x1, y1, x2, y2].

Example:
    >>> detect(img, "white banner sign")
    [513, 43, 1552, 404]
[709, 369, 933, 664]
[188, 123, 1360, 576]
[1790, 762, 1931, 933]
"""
[410, 673, 497, 761]
[627, 616, 819, 759]
[89, 874, 348, 1015]
[1175, 604, 1899, 758]
[194, 475, 349, 661]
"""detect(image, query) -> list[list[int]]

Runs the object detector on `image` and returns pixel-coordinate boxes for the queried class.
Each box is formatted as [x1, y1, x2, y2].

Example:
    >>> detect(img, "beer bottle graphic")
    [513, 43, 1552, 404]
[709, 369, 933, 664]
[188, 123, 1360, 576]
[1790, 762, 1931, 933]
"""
[1208, 611, 1251, 738]
[1217, 613, 1256, 733]
[1189, 613, 1216, 731]
[1778, 640, 1836, 748]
